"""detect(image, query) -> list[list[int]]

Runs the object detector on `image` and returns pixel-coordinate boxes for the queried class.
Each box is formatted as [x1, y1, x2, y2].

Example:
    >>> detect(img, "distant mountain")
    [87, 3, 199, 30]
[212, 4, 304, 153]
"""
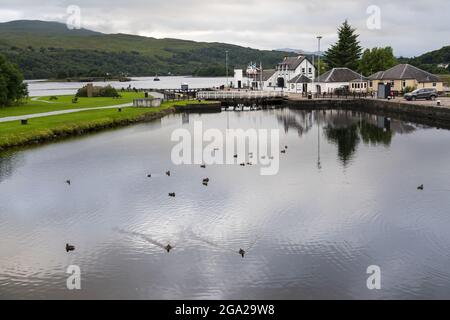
[0, 20, 296, 79]
[276, 48, 324, 57]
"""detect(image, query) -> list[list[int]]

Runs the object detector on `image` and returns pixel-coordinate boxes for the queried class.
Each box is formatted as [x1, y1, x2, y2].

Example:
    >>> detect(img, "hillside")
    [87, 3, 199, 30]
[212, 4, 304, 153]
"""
[0, 20, 294, 79]
[399, 46, 450, 74]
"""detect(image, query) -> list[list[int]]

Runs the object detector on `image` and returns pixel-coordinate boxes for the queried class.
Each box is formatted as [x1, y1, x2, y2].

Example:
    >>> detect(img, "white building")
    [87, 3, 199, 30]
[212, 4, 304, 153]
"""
[232, 55, 316, 91]
[268, 55, 316, 90]
[314, 67, 368, 94]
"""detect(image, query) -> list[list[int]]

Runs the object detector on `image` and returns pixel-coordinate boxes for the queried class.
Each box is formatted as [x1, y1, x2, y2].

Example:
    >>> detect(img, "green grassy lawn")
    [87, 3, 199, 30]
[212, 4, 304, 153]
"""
[0, 92, 145, 118]
[0, 100, 214, 150]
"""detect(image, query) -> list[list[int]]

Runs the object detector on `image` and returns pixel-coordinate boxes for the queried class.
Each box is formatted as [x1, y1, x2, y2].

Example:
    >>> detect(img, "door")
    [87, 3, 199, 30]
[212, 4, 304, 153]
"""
[277, 77, 285, 88]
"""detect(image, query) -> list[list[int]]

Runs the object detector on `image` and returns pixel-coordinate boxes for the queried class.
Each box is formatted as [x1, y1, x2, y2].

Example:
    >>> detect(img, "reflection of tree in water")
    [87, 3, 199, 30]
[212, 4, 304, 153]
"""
[359, 120, 393, 146]
[0, 151, 24, 183]
[275, 108, 417, 167]
[324, 124, 360, 166]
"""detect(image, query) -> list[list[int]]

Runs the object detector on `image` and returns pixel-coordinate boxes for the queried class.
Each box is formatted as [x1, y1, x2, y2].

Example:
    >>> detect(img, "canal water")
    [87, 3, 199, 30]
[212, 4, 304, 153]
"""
[1, 108, 450, 299]
[25, 76, 228, 97]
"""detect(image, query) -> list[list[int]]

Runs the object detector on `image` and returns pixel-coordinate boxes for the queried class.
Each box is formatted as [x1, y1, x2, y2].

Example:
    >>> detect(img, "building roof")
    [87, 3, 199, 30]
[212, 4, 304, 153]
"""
[288, 74, 311, 83]
[260, 69, 276, 81]
[368, 64, 441, 82]
[277, 55, 309, 70]
[316, 68, 367, 83]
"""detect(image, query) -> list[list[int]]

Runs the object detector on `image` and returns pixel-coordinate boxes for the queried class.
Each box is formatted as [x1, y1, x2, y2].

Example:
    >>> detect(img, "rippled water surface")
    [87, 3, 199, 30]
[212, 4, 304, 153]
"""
[1, 109, 450, 299]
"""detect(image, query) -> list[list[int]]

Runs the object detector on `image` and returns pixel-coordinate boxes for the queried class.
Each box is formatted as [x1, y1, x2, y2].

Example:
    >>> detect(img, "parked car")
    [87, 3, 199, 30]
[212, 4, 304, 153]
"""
[334, 85, 350, 95]
[404, 88, 438, 101]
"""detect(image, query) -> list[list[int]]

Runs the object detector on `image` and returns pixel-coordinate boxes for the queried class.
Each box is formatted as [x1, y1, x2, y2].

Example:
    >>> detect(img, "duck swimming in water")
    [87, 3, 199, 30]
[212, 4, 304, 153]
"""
[169, 192, 176, 197]
[239, 249, 245, 258]
[203, 178, 210, 183]
[417, 184, 424, 190]
[147, 174, 152, 178]
[166, 171, 171, 176]
[165, 244, 173, 253]
[66, 243, 75, 252]
[66, 180, 71, 186]
[200, 164, 206, 168]
[281, 150, 286, 154]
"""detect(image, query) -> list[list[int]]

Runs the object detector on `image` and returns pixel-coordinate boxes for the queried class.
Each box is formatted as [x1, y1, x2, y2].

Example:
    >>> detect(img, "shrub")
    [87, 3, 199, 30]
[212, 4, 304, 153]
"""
[76, 84, 119, 98]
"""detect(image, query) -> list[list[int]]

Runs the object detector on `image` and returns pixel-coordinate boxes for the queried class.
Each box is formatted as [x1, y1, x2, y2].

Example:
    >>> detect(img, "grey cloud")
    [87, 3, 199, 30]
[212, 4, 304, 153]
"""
[0, 0, 448, 56]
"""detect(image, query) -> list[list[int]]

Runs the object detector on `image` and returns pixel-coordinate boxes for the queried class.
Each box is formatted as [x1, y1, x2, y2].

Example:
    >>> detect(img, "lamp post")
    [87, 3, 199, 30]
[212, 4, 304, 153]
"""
[225, 50, 229, 89]
[317, 36, 322, 81]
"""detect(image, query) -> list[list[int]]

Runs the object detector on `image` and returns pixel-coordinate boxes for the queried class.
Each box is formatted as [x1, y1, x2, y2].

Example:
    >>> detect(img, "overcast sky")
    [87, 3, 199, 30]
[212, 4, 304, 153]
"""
[0, 0, 449, 57]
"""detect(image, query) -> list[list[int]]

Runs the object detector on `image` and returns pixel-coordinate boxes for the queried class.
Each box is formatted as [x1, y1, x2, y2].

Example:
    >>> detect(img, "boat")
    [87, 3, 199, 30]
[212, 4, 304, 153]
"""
[154, 74, 160, 81]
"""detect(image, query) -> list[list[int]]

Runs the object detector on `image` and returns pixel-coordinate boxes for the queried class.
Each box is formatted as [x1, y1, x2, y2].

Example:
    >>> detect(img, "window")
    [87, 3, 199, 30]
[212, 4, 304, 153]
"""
[433, 82, 437, 87]
[291, 84, 295, 89]
[369, 81, 373, 87]
[364, 83, 367, 88]
[402, 81, 406, 87]
[390, 80, 395, 87]
[352, 83, 354, 88]
[302, 68, 305, 73]
[308, 68, 312, 74]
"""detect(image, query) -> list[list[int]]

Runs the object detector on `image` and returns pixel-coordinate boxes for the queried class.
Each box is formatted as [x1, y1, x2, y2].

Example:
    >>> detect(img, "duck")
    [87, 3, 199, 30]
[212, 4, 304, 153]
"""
[66, 180, 71, 186]
[166, 171, 171, 176]
[169, 192, 176, 197]
[240, 163, 246, 167]
[285, 146, 288, 149]
[417, 184, 424, 190]
[165, 244, 173, 253]
[203, 178, 210, 183]
[200, 164, 206, 168]
[239, 248, 245, 258]
[234, 154, 238, 158]
[65, 243, 75, 252]
[147, 174, 152, 178]
[203, 181, 208, 186]
[281, 150, 286, 154]
[246, 162, 252, 166]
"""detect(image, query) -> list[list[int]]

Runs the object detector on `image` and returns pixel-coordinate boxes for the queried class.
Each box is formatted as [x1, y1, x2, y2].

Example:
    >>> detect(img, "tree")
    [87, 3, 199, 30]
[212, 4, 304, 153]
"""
[359, 47, 397, 76]
[0, 54, 28, 107]
[323, 20, 362, 70]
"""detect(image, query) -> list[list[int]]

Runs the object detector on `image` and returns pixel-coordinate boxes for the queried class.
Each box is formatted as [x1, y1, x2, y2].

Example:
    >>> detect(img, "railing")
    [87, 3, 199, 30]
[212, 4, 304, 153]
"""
[197, 91, 288, 100]
[296, 92, 374, 99]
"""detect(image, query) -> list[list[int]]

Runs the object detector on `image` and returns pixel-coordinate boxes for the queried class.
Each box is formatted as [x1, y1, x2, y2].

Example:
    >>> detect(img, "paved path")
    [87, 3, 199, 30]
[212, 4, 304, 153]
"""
[0, 103, 133, 123]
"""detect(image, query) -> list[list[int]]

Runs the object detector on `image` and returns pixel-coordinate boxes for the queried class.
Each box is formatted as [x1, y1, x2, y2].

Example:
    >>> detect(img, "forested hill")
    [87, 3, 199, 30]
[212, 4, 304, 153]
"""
[399, 46, 450, 74]
[0, 20, 294, 79]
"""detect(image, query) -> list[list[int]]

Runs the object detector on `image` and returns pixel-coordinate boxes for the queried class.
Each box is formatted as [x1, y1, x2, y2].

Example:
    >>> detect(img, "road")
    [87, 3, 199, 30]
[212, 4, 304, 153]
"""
[0, 103, 133, 123]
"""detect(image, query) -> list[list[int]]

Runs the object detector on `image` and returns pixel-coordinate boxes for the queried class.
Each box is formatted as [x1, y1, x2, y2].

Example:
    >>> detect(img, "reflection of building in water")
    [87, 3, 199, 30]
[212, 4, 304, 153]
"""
[182, 113, 190, 125]
[276, 109, 314, 136]
[274, 108, 421, 167]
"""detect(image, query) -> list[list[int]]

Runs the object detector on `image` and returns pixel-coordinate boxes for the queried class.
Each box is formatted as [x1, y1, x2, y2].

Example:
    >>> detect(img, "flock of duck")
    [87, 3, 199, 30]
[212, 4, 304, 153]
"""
[63, 144, 425, 257]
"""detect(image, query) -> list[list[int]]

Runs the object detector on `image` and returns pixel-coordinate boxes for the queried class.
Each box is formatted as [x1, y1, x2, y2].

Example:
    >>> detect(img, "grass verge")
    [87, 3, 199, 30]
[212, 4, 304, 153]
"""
[0, 92, 145, 118]
[0, 100, 216, 150]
